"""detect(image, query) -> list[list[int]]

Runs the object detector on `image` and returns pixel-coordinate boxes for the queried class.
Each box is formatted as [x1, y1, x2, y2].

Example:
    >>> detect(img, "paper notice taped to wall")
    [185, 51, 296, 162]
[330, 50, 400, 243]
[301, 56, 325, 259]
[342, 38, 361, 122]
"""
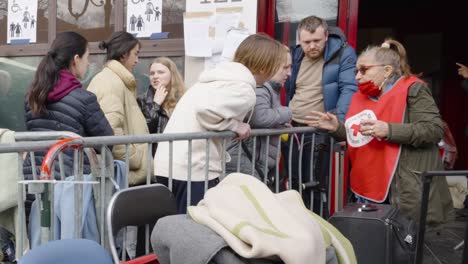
[183, 12, 214, 57]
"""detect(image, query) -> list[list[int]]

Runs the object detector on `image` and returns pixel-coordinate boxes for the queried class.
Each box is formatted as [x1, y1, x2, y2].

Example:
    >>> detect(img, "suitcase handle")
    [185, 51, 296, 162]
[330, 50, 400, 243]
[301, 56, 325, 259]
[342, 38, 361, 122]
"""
[358, 203, 378, 212]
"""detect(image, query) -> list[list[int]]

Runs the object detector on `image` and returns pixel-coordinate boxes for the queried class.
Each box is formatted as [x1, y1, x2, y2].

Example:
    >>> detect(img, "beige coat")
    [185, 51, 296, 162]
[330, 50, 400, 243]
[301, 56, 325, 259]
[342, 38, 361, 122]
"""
[88, 60, 150, 186]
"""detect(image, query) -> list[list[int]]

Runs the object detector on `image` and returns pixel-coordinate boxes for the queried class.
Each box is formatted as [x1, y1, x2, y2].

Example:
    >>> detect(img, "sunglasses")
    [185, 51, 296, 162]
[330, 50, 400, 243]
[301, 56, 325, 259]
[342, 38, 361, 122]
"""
[355, 64, 386, 75]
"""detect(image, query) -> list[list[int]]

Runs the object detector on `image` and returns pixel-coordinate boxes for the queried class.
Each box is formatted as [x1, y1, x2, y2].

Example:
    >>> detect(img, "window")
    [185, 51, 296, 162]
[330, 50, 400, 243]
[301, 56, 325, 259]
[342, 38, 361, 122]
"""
[0, 0, 185, 131]
[57, 0, 115, 42]
[274, 0, 338, 47]
[0, 56, 41, 131]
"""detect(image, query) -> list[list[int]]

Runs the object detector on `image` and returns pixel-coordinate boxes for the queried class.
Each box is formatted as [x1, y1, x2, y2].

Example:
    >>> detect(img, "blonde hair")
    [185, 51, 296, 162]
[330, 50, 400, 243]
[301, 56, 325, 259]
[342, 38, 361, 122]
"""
[150, 57, 185, 115]
[359, 38, 414, 78]
[233, 33, 286, 80]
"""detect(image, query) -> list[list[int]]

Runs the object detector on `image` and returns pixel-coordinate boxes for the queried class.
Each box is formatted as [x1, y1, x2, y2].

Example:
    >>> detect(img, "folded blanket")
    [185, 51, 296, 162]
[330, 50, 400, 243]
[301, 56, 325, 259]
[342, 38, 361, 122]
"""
[187, 173, 355, 264]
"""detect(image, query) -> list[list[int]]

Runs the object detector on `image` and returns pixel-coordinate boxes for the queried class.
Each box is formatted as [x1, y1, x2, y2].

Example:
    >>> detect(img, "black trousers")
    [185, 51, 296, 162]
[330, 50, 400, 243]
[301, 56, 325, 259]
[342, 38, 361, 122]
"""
[285, 122, 331, 217]
[155, 176, 219, 214]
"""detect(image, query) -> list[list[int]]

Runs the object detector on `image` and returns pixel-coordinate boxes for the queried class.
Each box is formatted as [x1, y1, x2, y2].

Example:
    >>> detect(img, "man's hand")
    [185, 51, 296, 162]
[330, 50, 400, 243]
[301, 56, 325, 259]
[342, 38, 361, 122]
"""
[456, 63, 468, 78]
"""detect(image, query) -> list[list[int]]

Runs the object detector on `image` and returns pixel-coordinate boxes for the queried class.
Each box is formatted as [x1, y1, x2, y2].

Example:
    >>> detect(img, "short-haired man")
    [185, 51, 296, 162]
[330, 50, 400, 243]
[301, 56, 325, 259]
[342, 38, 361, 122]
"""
[285, 16, 358, 216]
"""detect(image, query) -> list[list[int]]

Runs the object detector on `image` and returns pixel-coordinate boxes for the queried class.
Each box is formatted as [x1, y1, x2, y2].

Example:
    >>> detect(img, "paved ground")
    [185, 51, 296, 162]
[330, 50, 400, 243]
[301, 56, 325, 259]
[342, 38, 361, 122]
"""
[422, 209, 466, 264]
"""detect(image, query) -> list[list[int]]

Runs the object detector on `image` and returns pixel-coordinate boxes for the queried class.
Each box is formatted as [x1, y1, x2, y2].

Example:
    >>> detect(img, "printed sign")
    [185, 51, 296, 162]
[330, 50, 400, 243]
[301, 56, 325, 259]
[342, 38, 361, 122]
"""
[126, 0, 162, 38]
[344, 109, 377, 147]
[7, 0, 38, 44]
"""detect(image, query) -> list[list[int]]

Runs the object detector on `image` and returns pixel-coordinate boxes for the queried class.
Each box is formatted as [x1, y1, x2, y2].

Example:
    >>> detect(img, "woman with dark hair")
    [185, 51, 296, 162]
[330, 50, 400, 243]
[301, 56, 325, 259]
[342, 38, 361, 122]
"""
[23, 32, 113, 218]
[87, 31, 150, 186]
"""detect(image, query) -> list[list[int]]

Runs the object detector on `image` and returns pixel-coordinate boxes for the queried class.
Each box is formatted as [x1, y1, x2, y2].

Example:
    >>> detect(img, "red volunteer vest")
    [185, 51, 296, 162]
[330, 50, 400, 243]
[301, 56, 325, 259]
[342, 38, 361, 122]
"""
[345, 76, 422, 202]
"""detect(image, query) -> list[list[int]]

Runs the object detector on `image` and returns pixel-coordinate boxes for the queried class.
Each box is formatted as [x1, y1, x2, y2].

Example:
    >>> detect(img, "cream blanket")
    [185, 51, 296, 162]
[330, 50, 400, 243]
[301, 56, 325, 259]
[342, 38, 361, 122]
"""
[0, 129, 17, 212]
[188, 173, 356, 264]
[0, 128, 29, 258]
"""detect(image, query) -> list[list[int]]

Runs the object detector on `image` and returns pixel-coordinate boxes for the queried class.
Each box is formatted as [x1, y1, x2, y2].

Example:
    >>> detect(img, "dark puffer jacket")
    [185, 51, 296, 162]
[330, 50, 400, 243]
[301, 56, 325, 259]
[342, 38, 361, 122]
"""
[23, 88, 113, 181]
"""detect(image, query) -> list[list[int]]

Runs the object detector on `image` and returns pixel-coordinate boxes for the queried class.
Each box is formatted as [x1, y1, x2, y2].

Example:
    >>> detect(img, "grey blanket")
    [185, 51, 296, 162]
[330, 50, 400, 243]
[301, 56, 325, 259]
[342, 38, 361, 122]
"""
[151, 215, 338, 264]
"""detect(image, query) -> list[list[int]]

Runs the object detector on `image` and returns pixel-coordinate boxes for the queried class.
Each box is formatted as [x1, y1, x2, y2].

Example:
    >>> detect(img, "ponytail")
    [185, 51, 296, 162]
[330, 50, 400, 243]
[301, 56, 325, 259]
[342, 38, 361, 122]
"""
[27, 32, 88, 116]
[27, 53, 59, 115]
[382, 39, 413, 77]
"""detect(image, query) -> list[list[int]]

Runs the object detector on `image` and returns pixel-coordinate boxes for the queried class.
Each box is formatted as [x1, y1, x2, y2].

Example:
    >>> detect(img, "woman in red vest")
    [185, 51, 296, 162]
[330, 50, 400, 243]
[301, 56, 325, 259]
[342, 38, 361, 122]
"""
[305, 39, 453, 227]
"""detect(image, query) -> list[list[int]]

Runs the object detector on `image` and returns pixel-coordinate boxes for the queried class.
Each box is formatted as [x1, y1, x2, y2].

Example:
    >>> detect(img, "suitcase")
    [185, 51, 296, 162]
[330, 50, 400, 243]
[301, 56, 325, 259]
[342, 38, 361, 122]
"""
[329, 203, 417, 264]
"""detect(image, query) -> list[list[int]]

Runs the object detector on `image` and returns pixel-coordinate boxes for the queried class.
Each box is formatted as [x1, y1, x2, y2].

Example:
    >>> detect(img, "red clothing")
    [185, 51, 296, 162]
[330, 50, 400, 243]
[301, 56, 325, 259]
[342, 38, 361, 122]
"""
[345, 76, 421, 202]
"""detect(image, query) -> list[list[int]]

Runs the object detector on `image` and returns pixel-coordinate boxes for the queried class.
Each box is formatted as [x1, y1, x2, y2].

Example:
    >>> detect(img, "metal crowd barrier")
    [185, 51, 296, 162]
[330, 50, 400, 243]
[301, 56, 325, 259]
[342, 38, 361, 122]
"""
[0, 127, 348, 261]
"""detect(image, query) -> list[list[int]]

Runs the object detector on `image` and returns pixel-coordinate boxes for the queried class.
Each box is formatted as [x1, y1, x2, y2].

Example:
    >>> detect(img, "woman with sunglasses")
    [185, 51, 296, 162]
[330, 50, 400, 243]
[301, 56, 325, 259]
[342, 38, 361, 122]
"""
[305, 39, 452, 228]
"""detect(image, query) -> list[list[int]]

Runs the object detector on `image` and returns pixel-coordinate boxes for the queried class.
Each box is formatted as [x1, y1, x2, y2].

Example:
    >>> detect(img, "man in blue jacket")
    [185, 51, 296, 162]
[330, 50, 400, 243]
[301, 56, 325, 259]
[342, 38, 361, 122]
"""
[285, 16, 357, 216]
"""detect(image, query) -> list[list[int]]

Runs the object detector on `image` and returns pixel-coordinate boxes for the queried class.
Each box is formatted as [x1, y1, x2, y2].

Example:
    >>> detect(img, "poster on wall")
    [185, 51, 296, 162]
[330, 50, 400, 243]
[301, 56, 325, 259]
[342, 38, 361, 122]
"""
[7, 0, 38, 44]
[126, 0, 162, 38]
[184, 0, 257, 62]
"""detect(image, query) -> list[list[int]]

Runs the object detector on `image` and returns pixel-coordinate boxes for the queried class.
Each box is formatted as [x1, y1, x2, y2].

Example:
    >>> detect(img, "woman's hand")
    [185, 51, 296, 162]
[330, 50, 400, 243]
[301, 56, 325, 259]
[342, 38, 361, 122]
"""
[360, 119, 389, 139]
[234, 122, 251, 140]
[153, 84, 168, 105]
[304, 111, 339, 132]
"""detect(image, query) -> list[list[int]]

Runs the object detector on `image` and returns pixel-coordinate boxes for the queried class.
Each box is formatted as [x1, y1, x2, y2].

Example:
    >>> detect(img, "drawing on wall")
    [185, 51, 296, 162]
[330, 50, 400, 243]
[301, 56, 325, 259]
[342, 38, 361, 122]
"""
[127, 0, 162, 38]
[7, 0, 38, 44]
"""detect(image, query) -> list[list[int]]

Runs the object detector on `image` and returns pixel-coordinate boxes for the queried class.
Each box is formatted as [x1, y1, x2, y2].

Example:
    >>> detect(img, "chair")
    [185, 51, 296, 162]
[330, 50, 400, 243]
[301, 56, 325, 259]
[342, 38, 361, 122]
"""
[19, 239, 113, 264]
[106, 184, 177, 264]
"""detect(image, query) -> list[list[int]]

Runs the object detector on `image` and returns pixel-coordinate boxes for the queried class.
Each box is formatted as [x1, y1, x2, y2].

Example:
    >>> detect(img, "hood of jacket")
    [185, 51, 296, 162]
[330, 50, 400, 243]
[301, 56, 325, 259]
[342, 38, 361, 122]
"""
[105, 60, 137, 92]
[264, 80, 282, 95]
[47, 70, 82, 103]
[323, 26, 347, 62]
[198, 61, 256, 89]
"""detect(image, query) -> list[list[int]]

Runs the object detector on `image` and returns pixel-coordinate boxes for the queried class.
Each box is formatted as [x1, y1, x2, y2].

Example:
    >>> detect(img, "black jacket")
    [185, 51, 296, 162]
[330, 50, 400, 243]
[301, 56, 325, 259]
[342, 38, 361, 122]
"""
[23, 88, 113, 180]
[137, 86, 170, 155]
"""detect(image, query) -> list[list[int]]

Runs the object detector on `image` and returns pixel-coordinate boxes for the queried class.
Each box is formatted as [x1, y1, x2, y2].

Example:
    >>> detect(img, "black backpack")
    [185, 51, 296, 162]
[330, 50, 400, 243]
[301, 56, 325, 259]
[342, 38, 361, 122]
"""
[0, 227, 15, 263]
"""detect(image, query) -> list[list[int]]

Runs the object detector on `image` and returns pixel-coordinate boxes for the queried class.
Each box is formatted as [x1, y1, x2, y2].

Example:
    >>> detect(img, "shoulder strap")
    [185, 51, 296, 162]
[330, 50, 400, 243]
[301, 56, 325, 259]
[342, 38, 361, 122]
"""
[241, 141, 265, 179]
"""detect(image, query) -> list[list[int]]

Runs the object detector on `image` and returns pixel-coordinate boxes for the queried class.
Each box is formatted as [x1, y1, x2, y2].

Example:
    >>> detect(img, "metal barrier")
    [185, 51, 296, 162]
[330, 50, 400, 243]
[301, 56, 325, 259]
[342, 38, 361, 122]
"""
[0, 131, 114, 258]
[0, 127, 348, 261]
[415, 170, 468, 264]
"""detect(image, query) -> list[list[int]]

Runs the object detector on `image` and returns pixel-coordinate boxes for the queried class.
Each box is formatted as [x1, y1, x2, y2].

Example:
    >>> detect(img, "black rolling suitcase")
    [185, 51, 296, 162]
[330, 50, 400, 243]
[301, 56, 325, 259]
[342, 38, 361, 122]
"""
[329, 203, 417, 264]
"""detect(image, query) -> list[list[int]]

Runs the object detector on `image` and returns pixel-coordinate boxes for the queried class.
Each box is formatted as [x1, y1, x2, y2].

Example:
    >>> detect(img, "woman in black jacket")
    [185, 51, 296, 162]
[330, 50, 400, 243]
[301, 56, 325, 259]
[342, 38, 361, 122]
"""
[137, 57, 185, 155]
[23, 31, 113, 181]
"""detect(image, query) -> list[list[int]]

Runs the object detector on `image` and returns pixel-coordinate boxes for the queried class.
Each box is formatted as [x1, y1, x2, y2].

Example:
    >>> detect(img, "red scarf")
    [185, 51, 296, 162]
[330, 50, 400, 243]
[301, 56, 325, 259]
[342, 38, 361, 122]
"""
[344, 76, 421, 202]
[47, 70, 82, 103]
